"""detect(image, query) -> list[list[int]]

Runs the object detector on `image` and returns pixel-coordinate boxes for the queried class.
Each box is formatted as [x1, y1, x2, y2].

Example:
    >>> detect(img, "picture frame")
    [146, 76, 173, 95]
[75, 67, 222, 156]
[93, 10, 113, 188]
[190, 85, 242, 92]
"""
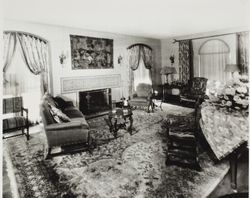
[70, 34, 113, 69]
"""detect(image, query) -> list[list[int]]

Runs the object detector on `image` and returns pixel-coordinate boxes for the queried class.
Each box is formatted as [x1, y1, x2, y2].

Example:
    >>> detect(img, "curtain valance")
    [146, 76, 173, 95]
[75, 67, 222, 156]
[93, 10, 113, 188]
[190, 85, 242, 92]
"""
[3, 31, 49, 94]
[128, 44, 153, 70]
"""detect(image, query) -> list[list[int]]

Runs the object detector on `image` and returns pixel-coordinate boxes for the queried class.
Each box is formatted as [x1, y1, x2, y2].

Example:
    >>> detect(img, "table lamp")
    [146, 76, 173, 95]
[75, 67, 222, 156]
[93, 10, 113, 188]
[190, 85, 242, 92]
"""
[225, 64, 240, 78]
[160, 66, 177, 84]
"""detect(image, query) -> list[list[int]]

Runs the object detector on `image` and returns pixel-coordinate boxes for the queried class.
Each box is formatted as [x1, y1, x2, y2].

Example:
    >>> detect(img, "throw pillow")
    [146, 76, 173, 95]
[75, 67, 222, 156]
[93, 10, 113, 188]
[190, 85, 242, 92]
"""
[53, 96, 67, 110]
[48, 103, 71, 123]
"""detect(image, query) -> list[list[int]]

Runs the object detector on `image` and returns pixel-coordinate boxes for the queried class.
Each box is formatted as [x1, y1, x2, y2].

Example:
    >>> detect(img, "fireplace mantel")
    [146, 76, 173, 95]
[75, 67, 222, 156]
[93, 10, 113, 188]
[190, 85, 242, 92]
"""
[61, 74, 121, 93]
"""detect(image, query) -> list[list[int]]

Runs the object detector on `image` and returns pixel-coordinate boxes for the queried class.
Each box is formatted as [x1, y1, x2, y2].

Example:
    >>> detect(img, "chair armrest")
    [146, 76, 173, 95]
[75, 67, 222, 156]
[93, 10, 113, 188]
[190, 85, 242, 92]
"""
[22, 107, 28, 113]
[45, 121, 88, 131]
[21, 107, 29, 121]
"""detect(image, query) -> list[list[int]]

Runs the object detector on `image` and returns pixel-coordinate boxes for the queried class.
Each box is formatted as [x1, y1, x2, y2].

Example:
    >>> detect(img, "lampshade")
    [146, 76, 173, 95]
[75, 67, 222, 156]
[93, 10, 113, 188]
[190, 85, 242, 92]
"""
[160, 66, 177, 75]
[225, 64, 240, 72]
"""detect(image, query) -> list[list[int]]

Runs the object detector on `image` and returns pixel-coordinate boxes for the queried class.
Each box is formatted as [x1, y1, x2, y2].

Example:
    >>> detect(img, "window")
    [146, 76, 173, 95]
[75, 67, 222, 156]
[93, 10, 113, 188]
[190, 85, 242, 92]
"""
[193, 35, 236, 83]
[133, 58, 152, 90]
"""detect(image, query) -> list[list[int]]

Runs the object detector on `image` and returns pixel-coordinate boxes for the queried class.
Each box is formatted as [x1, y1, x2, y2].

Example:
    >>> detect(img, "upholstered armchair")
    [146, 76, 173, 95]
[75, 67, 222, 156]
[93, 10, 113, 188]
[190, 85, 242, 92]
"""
[180, 77, 208, 106]
[129, 83, 153, 112]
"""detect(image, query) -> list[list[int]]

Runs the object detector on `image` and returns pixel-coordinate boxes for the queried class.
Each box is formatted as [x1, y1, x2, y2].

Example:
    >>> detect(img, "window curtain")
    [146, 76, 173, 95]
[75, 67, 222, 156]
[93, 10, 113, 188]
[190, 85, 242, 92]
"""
[4, 47, 41, 123]
[17, 33, 49, 94]
[141, 46, 153, 69]
[198, 39, 230, 82]
[133, 58, 152, 90]
[128, 44, 153, 96]
[3, 32, 17, 83]
[237, 32, 249, 75]
[3, 31, 50, 123]
[129, 45, 141, 70]
[179, 40, 193, 84]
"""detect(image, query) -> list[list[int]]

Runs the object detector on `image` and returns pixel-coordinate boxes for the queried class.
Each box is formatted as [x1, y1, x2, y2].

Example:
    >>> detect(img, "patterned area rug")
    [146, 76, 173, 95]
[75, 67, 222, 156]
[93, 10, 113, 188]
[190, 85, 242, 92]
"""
[3, 104, 229, 198]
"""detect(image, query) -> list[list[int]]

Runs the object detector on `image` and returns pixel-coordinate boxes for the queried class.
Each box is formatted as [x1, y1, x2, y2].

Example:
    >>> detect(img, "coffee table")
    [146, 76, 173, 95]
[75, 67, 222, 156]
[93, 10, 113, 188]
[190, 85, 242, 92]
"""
[105, 107, 133, 138]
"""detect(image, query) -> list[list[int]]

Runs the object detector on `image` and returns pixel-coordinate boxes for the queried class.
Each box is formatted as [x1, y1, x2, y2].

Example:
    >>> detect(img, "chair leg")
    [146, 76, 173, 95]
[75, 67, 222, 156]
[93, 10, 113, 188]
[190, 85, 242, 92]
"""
[26, 125, 30, 140]
[44, 147, 52, 159]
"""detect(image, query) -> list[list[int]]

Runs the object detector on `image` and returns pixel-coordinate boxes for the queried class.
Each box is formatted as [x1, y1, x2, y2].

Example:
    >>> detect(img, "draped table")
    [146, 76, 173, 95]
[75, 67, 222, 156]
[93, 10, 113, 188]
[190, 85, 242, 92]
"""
[199, 102, 249, 189]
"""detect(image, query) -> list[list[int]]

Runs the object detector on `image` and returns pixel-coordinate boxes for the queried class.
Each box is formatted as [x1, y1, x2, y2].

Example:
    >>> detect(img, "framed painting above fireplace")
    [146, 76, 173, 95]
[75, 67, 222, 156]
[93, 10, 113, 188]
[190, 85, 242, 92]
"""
[70, 34, 113, 69]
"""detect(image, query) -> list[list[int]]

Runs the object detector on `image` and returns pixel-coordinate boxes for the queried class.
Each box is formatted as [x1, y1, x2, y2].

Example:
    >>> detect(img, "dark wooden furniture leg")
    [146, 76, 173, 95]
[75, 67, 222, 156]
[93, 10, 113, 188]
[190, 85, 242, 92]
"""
[230, 150, 238, 190]
[113, 119, 118, 138]
[128, 115, 133, 135]
[44, 147, 52, 159]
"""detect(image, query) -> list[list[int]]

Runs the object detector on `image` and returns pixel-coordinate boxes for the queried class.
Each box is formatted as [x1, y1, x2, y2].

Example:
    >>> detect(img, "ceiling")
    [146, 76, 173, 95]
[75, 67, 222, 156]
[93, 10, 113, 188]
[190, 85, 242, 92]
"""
[3, 0, 249, 39]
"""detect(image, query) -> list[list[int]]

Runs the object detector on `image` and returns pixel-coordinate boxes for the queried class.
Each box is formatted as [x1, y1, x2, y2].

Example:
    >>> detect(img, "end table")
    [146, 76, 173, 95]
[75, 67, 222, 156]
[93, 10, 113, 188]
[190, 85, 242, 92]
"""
[105, 107, 133, 138]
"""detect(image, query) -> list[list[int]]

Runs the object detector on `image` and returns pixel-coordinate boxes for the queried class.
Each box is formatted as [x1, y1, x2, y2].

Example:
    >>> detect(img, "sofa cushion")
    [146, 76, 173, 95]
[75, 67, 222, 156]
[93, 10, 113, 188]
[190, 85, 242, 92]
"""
[48, 103, 71, 123]
[63, 107, 85, 119]
[54, 96, 74, 110]
[42, 93, 57, 107]
[70, 117, 89, 129]
[3, 116, 27, 131]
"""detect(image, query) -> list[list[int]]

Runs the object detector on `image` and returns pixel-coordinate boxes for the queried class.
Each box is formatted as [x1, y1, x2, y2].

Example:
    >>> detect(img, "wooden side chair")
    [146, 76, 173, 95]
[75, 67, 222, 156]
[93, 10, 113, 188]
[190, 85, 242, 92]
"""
[162, 99, 202, 171]
[2, 97, 30, 140]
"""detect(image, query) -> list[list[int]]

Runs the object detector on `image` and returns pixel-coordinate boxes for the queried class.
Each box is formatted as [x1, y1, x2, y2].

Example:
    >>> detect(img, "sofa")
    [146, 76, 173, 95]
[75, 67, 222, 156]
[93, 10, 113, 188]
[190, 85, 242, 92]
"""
[41, 93, 94, 158]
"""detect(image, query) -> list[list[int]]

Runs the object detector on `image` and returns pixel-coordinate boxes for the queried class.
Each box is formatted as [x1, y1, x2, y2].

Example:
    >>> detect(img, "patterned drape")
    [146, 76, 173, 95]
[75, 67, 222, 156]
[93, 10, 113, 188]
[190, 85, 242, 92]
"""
[3, 32, 17, 73]
[179, 40, 193, 84]
[237, 32, 249, 75]
[129, 45, 141, 70]
[128, 44, 153, 97]
[17, 33, 49, 94]
[128, 45, 153, 70]
[128, 68, 135, 98]
[141, 46, 153, 69]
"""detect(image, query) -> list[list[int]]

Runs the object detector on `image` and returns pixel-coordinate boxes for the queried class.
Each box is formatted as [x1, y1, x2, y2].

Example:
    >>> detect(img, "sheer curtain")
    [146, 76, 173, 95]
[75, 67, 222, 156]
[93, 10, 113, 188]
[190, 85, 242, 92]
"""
[128, 44, 153, 95]
[133, 58, 152, 90]
[3, 32, 50, 123]
[193, 38, 234, 83]
[4, 42, 41, 123]
[199, 52, 230, 82]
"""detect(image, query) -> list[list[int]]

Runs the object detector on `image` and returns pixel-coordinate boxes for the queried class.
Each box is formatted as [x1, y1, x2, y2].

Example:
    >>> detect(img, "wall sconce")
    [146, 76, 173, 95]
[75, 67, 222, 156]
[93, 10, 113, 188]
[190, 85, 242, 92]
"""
[59, 52, 67, 66]
[118, 55, 123, 64]
[169, 54, 175, 65]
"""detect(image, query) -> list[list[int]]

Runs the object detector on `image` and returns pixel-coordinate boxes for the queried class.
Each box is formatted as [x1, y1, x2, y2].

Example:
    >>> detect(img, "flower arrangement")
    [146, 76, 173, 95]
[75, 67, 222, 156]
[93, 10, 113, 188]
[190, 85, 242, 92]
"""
[214, 77, 249, 113]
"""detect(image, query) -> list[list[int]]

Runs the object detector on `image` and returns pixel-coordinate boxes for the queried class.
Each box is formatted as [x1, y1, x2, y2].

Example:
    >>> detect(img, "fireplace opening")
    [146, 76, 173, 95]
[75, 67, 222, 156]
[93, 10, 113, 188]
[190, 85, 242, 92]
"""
[79, 88, 112, 117]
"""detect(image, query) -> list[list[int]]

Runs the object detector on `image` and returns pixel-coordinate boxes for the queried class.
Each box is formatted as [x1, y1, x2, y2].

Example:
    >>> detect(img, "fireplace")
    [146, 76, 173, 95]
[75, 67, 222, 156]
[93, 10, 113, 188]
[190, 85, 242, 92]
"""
[79, 88, 112, 116]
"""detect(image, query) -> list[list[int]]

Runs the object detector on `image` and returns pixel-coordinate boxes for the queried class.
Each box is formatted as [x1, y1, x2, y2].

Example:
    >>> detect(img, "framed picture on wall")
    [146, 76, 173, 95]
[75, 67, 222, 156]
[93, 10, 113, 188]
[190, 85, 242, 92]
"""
[70, 34, 113, 69]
